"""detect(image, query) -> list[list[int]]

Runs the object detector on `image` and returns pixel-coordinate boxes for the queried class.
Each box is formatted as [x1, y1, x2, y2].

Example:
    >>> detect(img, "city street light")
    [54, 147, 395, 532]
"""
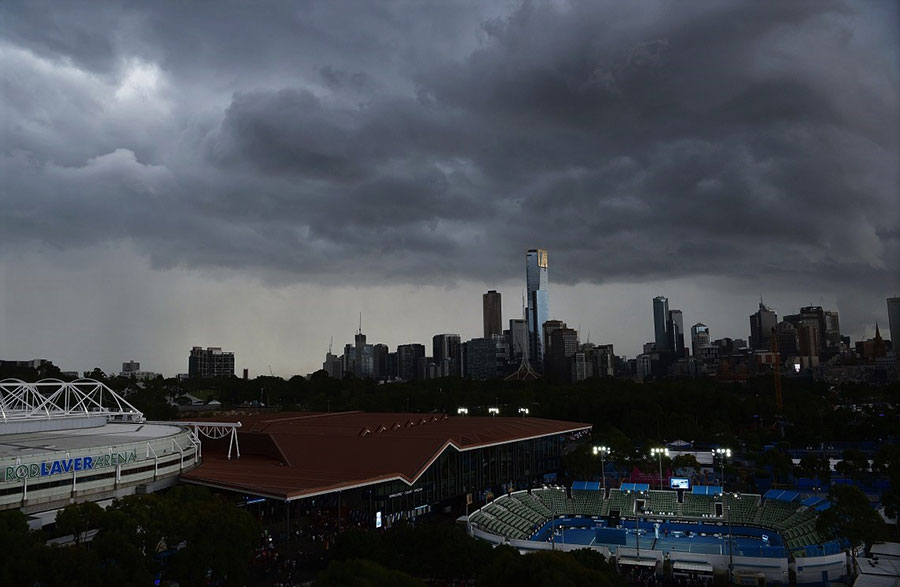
[593, 446, 611, 493]
[650, 447, 669, 490]
[713, 447, 731, 490]
[488, 407, 500, 416]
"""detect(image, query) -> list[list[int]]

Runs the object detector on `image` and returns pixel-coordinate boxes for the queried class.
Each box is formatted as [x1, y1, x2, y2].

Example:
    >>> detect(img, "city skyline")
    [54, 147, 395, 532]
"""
[1, 1, 898, 376]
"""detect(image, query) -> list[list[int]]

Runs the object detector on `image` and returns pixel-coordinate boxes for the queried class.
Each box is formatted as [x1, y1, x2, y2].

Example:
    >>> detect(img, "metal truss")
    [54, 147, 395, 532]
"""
[0, 378, 144, 423]
[180, 421, 242, 460]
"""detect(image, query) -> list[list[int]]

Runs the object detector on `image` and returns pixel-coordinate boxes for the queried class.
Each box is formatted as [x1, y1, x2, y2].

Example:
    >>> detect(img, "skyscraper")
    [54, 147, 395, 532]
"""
[433, 334, 462, 377]
[507, 319, 527, 362]
[749, 301, 777, 350]
[542, 319, 566, 373]
[483, 290, 502, 338]
[549, 327, 578, 383]
[396, 343, 425, 381]
[668, 309, 685, 356]
[526, 249, 549, 370]
[653, 296, 669, 352]
[887, 297, 900, 345]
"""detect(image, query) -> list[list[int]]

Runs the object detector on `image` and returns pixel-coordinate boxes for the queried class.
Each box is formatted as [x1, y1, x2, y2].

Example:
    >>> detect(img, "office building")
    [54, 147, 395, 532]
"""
[824, 311, 841, 349]
[583, 343, 615, 378]
[887, 297, 900, 345]
[397, 344, 425, 381]
[749, 301, 778, 351]
[373, 344, 389, 380]
[463, 337, 498, 380]
[798, 324, 819, 358]
[507, 319, 528, 362]
[571, 352, 591, 382]
[774, 321, 799, 358]
[653, 296, 670, 352]
[433, 334, 462, 377]
[542, 319, 566, 373]
[690, 323, 710, 357]
[526, 249, 549, 371]
[668, 309, 685, 356]
[188, 347, 235, 378]
[483, 290, 502, 339]
[323, 351, 342, 379]
[548, 327, 578, 383]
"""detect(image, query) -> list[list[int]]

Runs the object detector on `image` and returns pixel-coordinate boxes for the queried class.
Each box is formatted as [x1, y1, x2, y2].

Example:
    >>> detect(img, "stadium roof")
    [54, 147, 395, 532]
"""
[181, 411, 590, 501]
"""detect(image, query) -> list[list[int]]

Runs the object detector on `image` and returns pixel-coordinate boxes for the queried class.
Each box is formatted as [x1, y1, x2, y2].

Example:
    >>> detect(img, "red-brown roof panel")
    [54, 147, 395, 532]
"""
[180, 411, 590, 500]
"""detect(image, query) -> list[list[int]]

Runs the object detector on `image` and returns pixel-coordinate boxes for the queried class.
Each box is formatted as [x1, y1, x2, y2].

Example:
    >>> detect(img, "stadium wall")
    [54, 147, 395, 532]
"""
[794, 552, 847, 586]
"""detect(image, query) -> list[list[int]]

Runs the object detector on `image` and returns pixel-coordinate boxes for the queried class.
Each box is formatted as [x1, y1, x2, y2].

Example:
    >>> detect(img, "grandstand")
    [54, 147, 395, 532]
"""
[606, 488, 636, 515]
[724, 493, 760, 525]
[645, 490, 677, 516]
[682, 492, 717, 518]
[468, 483, 835, 562]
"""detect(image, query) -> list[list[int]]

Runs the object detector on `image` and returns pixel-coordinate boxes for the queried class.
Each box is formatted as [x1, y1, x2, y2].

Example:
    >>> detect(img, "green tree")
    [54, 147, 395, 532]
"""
[836, 449, 870, 480]
[55, 501, 104, 545]
[0, 510, 42, 586]
[816, 484, 887, 547]
[758, 448, 793, 485]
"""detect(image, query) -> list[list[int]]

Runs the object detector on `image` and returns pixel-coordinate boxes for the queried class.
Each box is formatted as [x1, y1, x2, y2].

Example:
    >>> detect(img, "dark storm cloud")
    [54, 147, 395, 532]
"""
[1, 0, 897, 291]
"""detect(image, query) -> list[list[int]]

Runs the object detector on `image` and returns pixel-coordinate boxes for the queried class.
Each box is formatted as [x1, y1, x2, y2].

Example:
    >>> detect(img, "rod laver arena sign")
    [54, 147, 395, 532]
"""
[3, 450, 139, 482]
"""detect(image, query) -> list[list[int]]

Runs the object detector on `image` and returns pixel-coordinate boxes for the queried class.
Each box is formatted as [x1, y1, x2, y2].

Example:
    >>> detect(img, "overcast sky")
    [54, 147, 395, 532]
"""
[1, 0, 898, 377]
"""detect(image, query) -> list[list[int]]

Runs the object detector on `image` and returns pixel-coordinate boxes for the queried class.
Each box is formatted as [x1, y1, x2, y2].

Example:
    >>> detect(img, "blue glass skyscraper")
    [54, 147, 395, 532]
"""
[526, 249, 549, 371]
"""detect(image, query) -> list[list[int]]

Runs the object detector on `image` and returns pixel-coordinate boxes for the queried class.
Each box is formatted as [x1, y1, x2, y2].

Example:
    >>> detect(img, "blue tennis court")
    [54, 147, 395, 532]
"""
[533, 518, 787, 558]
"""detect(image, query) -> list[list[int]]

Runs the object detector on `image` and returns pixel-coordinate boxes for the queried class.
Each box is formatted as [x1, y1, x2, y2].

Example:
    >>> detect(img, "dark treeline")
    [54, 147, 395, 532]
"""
[0, 486, 259, 587]
[4, 363, 897, 448]
[316, 521, 625, 587]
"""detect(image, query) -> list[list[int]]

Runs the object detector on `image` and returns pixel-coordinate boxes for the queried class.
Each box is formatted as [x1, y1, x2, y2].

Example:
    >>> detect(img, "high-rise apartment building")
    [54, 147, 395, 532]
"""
[749, 301, 778, 350]
[653, 297, 670, 352]
[887, 297, 900, 345]
[690, 323, 710, 357]
[483, 290, 502, 339]
[188, 347, 235, 378]
[526, 249, 549, 371]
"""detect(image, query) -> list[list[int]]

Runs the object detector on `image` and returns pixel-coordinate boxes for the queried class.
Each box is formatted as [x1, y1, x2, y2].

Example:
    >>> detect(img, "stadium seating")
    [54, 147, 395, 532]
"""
[757, 499, 800, 529]
[645, 490, 677, 515]
[724, 493, 760, 525]
[511, 492, 553, 517]
[472, 486, 827, 553]
[572, 489, 605, 516]
[682, 493, 717, 518]
[606, 489, 636, 516]
[534, 488, 572, 516]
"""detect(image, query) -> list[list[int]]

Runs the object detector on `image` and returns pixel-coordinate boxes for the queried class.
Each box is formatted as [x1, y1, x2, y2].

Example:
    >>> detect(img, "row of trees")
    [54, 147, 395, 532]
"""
[0, 486, 259, 586]
[46, 366, 894, 448]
